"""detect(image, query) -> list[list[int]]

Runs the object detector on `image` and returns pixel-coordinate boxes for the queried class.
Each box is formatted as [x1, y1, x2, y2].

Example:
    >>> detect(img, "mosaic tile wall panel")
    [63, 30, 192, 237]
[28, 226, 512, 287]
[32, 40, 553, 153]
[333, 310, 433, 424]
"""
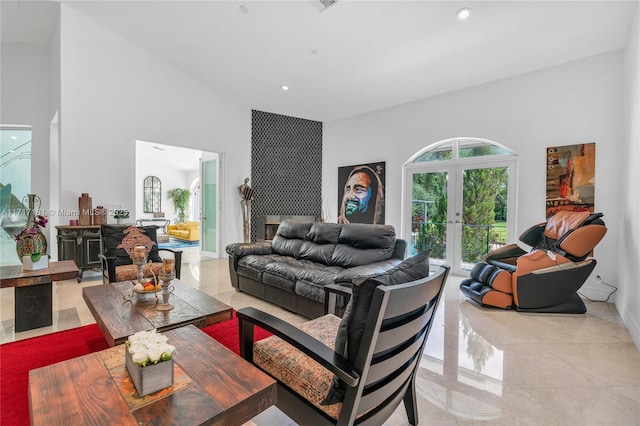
[250, 110, 323, 241]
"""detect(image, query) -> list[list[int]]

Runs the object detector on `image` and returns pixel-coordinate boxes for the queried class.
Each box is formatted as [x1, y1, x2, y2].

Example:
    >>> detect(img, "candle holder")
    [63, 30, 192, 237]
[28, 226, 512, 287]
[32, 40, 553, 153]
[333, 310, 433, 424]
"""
[131, 255, 148, 284]
[157, 270, 176, 311]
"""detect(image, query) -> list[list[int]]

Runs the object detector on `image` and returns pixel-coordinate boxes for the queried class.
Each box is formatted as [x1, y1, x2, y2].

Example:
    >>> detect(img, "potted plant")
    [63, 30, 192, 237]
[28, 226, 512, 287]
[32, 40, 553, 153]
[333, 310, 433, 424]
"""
[113, 209, 130, 224]
[166, 188, 190, 224]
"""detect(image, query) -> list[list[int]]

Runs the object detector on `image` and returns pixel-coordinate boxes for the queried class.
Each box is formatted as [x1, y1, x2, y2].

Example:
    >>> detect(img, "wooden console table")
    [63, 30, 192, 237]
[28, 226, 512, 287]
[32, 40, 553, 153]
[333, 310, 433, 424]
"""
[29, 325, 276, 425]
[136, 218, 171, 233]
[0, 260, 79, 332]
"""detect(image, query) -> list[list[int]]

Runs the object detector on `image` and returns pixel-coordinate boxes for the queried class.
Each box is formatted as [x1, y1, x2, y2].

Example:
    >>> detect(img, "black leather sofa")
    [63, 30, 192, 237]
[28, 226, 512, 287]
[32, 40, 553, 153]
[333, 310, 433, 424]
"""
[226, 219, 407, 318]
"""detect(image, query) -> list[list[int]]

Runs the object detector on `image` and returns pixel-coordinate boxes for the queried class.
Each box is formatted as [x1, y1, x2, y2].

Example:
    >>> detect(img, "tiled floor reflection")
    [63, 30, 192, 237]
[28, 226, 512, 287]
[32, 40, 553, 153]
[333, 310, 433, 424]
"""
[1, 252, 639, 425]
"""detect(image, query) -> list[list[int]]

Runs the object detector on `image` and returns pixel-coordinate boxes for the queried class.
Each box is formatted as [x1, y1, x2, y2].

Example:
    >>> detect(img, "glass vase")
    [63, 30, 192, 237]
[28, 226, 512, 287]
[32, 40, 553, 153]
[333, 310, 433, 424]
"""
[15, 194, 48, 262]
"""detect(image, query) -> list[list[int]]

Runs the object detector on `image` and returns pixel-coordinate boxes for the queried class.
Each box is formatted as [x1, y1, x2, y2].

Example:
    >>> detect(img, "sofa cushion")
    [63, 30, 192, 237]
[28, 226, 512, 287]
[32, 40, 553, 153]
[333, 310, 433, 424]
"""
[323, 250, 431, 405]
[329, 224, 396, 267]
[101, 225, 162, 267]
[306, 222, 342, 244]
[237, 254, 289, 282]
[296, 264, 343, 287]
[333, 259, 404, 283]
[276, 220, 314, 239]
[294, 280, 326, 303]
[298, 223, 340, 263]
[262, 271, 297, 292]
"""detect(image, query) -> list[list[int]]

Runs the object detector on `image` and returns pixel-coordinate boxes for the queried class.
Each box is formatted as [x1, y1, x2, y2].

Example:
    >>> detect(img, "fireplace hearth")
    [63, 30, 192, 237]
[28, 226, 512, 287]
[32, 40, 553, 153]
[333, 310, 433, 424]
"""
[255, 215, 317, 242]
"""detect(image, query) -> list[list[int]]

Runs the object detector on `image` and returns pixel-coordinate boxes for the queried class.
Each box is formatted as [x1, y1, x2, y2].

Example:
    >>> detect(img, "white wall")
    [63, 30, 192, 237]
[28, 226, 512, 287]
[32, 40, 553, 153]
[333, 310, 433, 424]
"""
[324, 51, 625, 317]
[1, 43, 51, 234]
[58, 5, 250, 249]
[620, 4, 640, 348]
[135, 157, 191, 224]
[48, 12, 61, 259]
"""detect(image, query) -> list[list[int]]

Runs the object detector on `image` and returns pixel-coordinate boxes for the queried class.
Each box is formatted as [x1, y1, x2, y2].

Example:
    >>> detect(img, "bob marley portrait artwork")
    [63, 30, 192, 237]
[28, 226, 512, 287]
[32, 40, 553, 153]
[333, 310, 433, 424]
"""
[337, 162, 385, 224]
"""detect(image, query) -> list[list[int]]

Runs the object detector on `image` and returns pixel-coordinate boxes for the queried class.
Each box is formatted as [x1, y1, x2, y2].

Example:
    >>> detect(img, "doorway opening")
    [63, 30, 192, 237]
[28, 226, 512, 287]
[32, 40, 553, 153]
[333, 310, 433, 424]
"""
[135, 141, 222, 258]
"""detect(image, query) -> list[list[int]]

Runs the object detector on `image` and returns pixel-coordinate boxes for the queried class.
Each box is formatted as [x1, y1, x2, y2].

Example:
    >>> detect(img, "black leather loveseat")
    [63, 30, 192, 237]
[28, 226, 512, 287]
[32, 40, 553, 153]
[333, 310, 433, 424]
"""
[226, 219, 407, 318]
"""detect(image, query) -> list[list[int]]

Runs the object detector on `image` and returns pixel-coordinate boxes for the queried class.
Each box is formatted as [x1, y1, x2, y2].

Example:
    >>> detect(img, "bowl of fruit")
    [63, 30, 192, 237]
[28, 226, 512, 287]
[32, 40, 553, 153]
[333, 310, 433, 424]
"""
[133, 279, 162, 293]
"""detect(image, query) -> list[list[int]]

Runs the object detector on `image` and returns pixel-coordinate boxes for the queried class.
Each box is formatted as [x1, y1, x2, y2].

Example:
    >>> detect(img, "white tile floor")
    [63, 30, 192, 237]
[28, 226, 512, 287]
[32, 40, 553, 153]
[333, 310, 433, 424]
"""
[2, 249, 639, 425]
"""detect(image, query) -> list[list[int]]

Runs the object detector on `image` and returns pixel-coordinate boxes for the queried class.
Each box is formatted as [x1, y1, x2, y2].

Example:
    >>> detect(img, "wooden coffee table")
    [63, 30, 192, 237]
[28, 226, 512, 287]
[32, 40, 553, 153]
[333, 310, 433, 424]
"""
[29, 325, 276, 425]
[83, 279, 233, 346]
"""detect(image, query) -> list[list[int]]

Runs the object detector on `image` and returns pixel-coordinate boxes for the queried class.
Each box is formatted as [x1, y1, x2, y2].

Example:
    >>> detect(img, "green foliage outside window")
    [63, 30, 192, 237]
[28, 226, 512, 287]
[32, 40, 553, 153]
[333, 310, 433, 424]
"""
[412, 166, 508, 262]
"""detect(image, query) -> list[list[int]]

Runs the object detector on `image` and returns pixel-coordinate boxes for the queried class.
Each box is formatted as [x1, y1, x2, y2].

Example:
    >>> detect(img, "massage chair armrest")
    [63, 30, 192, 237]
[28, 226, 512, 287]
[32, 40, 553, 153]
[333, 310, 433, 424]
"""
[484, 244, 527, 263]
[237, 307, 360, 387]
[484, 244, 528, 273]
[225, 242, 272, 258]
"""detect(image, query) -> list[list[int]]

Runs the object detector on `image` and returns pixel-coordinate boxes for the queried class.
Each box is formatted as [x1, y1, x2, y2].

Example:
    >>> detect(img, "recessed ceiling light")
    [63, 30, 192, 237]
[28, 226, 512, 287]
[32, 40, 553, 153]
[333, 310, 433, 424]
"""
[281, 85, 289, 91]
[239, 5, 249, 14]
[456, 7, 473, 21]
[10, 136, 18, 140]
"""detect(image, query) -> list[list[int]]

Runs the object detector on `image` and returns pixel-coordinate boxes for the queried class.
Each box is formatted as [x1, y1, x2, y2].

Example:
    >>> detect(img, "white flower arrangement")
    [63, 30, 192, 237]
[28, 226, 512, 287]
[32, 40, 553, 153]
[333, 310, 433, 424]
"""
[126, 330, 175, 367]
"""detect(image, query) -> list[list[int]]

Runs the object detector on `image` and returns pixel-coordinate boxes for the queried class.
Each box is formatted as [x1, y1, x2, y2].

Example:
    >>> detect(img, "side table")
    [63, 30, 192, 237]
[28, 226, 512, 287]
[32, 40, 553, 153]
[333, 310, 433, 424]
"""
[0, 260, 79, 332]
[136, 218, 171, 233]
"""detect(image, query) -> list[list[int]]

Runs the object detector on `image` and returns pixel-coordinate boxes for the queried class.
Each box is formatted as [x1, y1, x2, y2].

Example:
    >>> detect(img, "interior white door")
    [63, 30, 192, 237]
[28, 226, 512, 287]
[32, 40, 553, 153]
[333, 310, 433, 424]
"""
[200, 153, 220, 258]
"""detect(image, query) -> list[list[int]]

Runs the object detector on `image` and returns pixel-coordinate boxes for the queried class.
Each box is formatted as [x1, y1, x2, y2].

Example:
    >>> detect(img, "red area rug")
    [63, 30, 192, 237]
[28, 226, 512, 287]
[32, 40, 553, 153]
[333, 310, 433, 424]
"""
[0, 312, 270, 426]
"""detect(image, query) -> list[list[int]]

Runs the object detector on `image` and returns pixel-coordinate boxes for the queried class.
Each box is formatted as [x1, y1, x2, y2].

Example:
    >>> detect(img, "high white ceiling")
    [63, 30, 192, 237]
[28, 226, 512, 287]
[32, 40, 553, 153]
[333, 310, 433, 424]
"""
[2, 1, 637, 122]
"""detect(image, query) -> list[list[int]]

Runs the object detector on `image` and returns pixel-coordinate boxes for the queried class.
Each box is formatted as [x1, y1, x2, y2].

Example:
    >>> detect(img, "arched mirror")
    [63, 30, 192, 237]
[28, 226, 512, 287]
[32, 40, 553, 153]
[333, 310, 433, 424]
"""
[143, 176, 161, 213]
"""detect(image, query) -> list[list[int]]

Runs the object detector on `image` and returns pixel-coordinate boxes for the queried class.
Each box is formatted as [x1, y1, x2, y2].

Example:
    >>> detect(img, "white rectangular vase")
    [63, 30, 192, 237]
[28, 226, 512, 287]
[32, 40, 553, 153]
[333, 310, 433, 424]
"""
[125, 345, 174, 396]
[22, 255, 48, 271]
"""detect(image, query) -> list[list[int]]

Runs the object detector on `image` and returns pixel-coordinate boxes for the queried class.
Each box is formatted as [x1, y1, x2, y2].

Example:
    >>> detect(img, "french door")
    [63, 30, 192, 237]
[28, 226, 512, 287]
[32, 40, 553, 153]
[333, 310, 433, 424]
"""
[199, 153, 220, 258]
[404, 158, 517, 276]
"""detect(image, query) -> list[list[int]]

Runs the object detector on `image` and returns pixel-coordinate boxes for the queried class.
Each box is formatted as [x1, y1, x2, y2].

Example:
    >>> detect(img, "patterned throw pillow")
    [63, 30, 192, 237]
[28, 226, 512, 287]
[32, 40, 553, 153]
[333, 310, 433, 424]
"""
[101, 225, 162, 266]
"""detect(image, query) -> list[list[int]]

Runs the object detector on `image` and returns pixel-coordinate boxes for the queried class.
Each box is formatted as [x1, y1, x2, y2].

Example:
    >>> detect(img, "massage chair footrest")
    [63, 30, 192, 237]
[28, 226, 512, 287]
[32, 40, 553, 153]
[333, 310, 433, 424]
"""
[459, 263, 514, 310]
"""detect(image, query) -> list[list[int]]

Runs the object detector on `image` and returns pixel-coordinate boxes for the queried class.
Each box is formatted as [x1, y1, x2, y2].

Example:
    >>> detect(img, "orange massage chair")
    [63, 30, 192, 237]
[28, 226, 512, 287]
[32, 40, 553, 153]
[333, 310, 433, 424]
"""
[460, 211, 607, 314]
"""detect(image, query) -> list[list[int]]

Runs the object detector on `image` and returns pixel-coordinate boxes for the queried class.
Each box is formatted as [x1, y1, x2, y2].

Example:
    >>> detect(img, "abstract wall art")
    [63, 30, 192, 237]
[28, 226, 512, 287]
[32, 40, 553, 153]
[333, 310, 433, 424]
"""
[546, 142, 596, 218]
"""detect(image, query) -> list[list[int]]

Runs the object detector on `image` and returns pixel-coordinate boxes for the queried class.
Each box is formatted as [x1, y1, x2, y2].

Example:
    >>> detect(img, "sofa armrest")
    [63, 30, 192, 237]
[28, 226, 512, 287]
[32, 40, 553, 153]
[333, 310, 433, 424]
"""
[226, 242, 272, 257]
[187, 227, 199, 240]
[333, 259, 402, 283]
